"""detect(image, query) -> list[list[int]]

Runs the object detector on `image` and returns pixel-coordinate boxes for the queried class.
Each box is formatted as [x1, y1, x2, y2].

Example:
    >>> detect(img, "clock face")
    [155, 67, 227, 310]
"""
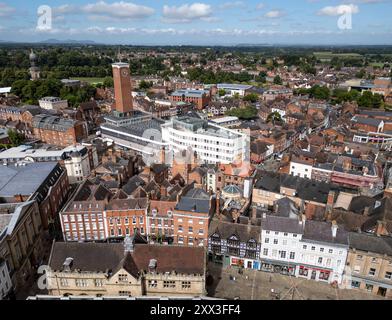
[122, 69, 129, 77]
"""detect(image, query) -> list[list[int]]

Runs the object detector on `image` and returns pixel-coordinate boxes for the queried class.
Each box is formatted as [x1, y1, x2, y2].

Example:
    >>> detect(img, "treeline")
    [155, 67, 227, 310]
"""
[295, 85, 385, 109]
[226, 106, 258, 119]
[11, 78, 96, 107]
[187, 68, 255, 84]
[0, 49, 168, 79]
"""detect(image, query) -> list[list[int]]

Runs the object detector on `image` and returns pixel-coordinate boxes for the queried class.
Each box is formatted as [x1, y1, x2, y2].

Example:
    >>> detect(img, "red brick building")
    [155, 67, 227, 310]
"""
[173, 187, 214, 247]
[32, 114, 88, 147]
[112, 62, 133, 113]
[148, 200, 176, 243]
[170, 89, 211, 110]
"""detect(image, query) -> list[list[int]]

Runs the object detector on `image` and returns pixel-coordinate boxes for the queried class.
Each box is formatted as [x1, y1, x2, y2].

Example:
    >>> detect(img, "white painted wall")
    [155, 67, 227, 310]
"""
[289, 161, 313, 179]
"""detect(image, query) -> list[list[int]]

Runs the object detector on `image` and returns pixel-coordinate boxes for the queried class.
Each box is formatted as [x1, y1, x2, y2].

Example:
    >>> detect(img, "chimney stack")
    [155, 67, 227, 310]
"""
[331, 220, 338, 238]
[62, 257, 74, 272]
[300, 214, 306, 228]
[252, 206, 257, 221]
[124, 235, 134, 254]
[216, 191, 221, 217]
[148, 259, 157, 273]
[160, 185, 167, 199]
[376, 220, 386, 236]
[364, 206, 370, 216]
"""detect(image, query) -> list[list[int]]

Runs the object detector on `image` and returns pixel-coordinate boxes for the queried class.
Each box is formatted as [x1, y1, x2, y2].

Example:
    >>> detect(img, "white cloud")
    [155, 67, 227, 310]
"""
[264, 10, 285, 18]
[0, 2, 15, 17]
[53, 4, 78, 15]
[317, 4, 359, 16]
[83, 1, 155, 19]
[256, 3, 265, 10]
[218, 1, 245, 10]
[162, 3, 212, 23]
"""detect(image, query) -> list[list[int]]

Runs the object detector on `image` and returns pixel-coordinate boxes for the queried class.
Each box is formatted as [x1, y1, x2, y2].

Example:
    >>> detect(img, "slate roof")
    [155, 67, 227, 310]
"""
[274, 197, 299, 218]
[302, 220, 349, 246]
[255, 171, 334, 203]
[0, 162, 59, 197]
[352, 116, 383, 127]
[209, 219, 260, 243]
[349, 232, 392, 256]
[362, 198, 392, 233]
[49, 242, 205, 276]
[106, 198, 148, 211]
[175, 188, 210, 213]
[122, 176, 146, 196]
[261, 215, 304, 235]
[348, 196, 377, 214]
[32, 114, 79, 132]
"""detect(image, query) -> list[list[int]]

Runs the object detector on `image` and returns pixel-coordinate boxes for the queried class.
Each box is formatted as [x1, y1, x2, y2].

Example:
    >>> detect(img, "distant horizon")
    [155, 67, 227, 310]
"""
[1, 39, 392, 48]
[0, 0, 391, 46]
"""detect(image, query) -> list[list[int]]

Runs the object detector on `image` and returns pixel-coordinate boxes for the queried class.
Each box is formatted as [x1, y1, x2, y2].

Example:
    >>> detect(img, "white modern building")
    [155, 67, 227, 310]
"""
[289, 159, 313, 179]
[0, 258, 12, 300]
[161, 116, 248, 165]
[217, 84, 253, 97]
[64, 147, 97, 184]
[38, 97, 68, 110]
[210, 116, 241, 128]
[0, 144, 98, 184]
[260, 214, 349, 285]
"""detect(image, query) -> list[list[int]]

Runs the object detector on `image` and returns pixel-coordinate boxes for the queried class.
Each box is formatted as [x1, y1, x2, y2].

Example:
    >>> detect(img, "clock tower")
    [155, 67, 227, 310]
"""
[112, 62, 133, 114]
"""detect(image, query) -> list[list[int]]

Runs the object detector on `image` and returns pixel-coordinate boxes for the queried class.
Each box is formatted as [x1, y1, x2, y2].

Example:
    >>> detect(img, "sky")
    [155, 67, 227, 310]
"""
[0, 0, 391, 45]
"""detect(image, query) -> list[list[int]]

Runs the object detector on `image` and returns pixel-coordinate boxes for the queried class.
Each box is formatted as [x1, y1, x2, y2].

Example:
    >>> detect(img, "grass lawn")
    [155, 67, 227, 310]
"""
[71, 77, 105, 85]
[313, 52, 363, 59]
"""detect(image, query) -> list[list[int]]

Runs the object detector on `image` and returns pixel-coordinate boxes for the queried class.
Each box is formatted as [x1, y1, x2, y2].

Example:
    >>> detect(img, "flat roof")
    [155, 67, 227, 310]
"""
[0, 144, 86, 161]
[210, 116, 240, 124]
[0, 162, 58, 197]
[0, 87, 11, 94]
[217, 83, 253, 90]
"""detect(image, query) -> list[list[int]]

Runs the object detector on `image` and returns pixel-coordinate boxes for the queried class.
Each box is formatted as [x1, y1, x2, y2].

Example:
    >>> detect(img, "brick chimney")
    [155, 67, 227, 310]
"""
[216, 191, 221, 218]
[363, 206, 371, 216]
[160, 185, 167, 198]
[325, 190, 335, 220]
[252, 206, 257, 221]
[376, 220, 387, 236]
[159, 147, 166, 164]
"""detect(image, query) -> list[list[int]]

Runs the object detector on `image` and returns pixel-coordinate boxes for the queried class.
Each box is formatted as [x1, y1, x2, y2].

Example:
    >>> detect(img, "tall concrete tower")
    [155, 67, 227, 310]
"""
[112, 62, 133, 114]
[29, 49, 40, 81]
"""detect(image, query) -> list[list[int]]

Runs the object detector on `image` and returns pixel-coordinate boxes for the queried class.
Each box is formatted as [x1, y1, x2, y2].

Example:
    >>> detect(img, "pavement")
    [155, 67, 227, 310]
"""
[206, 263, 388, 300]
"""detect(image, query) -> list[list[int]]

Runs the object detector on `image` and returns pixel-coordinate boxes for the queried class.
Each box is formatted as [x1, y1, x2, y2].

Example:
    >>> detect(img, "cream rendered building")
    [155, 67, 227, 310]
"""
[46, 236, 206, 297]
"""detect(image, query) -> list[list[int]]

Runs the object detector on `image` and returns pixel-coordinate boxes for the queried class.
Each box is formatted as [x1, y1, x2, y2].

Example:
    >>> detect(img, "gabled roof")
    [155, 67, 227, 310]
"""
[349, 232, 392, 256]
[175, 188, 210, 213]
[48, 242, 205, 277]
[122, 176, 146, 196]
[209, 219, 260, 243]
[302, 220, 349, 246]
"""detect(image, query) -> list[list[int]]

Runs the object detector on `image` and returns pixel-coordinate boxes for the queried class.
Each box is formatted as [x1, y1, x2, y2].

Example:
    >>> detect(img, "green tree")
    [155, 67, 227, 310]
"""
[226, 106, 258, 120]
[273, 75, 282, 85]
[139, 80, 153, 90]
[103, 77, 113, 88]
[7, 129, 25, 147]
[243, 93, 259, 103]
[267, 111, 283, 124]
[218, 89, 226, 96]
[309, 85, 330, 100]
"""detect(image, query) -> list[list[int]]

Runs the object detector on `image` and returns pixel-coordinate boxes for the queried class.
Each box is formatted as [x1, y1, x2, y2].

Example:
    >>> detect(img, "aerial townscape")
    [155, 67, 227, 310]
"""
[0, 1, 392, 308]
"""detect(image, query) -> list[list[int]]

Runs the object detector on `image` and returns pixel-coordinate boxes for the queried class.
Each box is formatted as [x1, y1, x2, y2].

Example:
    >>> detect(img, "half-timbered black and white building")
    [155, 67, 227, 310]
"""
[208, 219, 261, 270]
